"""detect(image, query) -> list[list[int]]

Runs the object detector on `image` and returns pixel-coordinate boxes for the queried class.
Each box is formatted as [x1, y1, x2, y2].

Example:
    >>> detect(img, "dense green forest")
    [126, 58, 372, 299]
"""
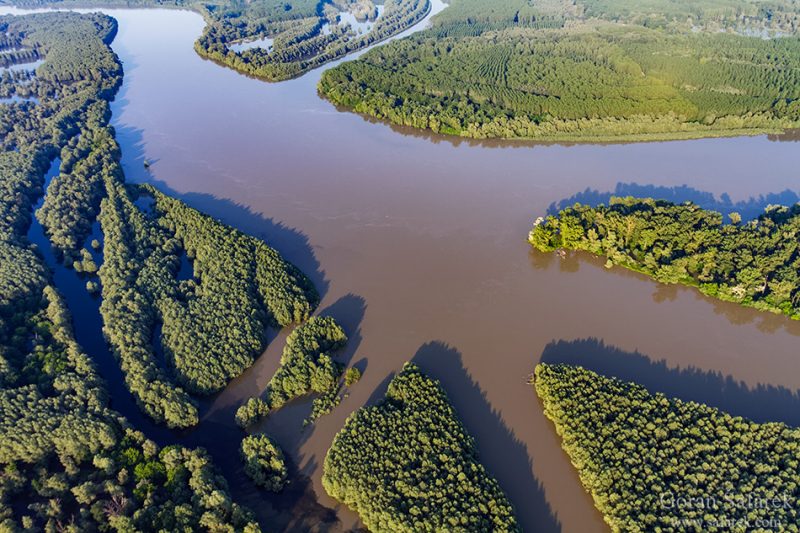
[535, 363, 800, 531]
[322, 363, 520, 532]
[7, 0, 431, 81]
[530, 197, 800, 318]
[98, 179, 318, 428]
[319, 0, 800, 140]
[235, 316, 351, 428]
[0, 13, 259, 531]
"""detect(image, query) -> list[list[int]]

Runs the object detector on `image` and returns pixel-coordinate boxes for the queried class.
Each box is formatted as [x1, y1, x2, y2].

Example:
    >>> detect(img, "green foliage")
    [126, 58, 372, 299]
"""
[531, 198, 800, 318]
[240, 435, 288, 492]
[535, 363, 800, 532]
[344, 366, 362, 387]
[235, 316, 347, 427]
[581, 0, 800, 33]
[235, 397, 272, 428]
[99, 177, 318, 427]
[432, 0, 572, 36]
[0, 13, 261, 532]
[98, 178, 199, 428]
[37, 108, 119, 262]
[319, 0, 800, 140]
[323, 362, 520, 532]
[5, 0, 322, 438]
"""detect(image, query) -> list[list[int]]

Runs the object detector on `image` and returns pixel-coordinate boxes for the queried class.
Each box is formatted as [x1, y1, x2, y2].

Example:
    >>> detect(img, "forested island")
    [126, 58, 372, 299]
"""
[535, 363, 800, 531]
[323, 363, 520, 532]
[530, 197, 800, 318]
[7, 0, 432, 81]
[319, 0, 800, 141]
[0, 12, 260, 530]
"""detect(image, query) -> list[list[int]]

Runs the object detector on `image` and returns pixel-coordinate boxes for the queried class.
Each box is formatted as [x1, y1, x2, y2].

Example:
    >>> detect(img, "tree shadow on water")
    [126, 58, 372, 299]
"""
[320, 293, 366, 368]
[541, 338, 800, 427]
[548, 182, 800, 222]
[114, 123, 330, 300]
[411, 342, 561, 533]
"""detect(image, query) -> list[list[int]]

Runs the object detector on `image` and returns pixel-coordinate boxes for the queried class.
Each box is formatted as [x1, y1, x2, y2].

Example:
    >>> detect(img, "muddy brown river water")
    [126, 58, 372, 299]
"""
[5, 5, 800, 532]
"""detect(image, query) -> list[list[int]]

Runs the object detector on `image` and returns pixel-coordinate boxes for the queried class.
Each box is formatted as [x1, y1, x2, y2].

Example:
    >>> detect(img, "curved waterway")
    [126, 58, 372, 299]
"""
[6, 5, 800, 532]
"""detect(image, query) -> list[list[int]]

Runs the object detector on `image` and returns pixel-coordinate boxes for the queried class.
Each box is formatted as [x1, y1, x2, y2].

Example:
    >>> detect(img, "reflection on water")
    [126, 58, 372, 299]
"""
[5, 5, 800, 533]
[229, 36, 273, 53]
[335, 5, 384, 34]
[1, 58, 43, 73]
[769, 128, 800, 142]
[0, 94, 39, 104]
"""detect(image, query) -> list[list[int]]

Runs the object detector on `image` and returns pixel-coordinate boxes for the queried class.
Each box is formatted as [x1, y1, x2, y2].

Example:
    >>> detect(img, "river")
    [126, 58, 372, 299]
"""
[5, 5, 800, 532]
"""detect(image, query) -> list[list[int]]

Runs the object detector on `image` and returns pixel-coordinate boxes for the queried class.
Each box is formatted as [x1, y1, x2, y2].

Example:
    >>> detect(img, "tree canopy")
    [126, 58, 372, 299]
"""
[535, 363, 800, 532]
[240, 435, 288, 492]
[235, 315, 350, 428]
[11, 0, 432, 81]
[0, 14, 261, 530]
[323, 362, 520, 532]
[318, 0, 800, 140]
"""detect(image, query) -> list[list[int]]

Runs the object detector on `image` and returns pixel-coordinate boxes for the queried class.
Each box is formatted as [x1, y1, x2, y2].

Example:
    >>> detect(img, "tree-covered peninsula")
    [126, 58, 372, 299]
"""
[0, 12, 259, 530]
[534, 363, 800, 531]
[322, 363, 520, 532]
[8, 0, 431, 81]
[319, 0, 800, 141]
[530, 197, 800, 319]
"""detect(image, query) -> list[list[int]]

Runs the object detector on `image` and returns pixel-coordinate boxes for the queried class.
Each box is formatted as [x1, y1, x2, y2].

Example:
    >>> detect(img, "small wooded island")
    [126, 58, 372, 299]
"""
[530, 197, 800, 318]
[323, 363, 520, 532]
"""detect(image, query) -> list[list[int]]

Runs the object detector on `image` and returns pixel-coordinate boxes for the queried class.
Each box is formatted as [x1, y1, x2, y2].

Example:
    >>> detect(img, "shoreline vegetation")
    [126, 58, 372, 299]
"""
[323, 363, 521, 532]
[318, 0, 800, 141]
[534, 363, 800, 531]
[5, 0, 432, 81]
[0, 12, 260, 530]
[530, 197, 800, 319]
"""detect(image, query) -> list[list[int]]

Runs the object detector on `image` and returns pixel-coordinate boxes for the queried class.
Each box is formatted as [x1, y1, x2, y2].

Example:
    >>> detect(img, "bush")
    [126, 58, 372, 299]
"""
[240, 435, 288, 492]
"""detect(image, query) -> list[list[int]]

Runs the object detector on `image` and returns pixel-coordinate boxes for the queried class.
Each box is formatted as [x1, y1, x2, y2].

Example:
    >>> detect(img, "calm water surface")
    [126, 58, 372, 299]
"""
[5, 6, 800, 532]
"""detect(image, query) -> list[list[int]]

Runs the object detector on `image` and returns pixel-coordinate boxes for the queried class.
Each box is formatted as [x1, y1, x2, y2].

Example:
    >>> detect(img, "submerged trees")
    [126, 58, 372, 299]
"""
[11, 0, 432, 82]
[195, 0, 431, 81]
[323, 362, 520, 532]
[535, 363, 800, 531]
